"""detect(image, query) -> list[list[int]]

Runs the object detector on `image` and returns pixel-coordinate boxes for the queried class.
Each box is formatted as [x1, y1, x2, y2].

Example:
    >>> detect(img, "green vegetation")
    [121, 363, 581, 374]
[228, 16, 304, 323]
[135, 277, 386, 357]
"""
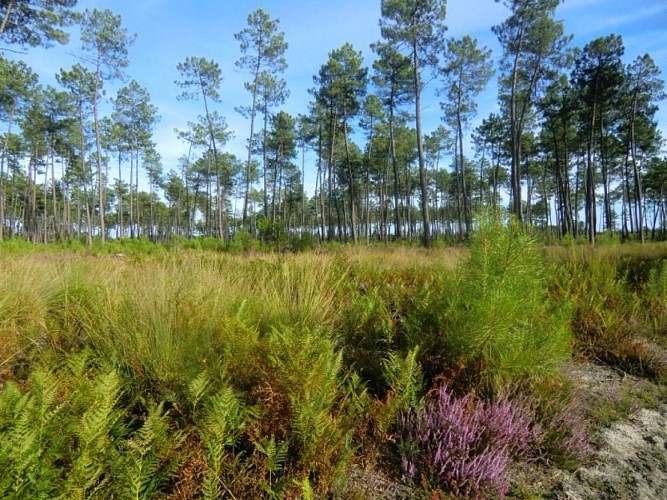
[443, 212, 572, 390]
[2, 217, 667, 497]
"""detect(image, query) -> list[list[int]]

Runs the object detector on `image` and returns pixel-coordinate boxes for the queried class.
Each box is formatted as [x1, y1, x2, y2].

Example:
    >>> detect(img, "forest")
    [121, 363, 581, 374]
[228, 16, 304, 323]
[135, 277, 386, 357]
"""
[2, 1, 667, 499]
[0, 0, 665, 248]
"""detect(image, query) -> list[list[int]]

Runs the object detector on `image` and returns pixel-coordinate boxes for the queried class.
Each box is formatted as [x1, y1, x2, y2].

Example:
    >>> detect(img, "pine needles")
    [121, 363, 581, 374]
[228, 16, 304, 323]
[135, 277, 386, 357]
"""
[444, 211, 572, 391]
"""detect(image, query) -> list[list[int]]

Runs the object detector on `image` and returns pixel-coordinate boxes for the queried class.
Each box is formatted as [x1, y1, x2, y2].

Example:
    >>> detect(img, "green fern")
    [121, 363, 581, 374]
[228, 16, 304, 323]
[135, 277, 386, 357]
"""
[114, 400, 181, 500]
[255, 435, 288, 476]
[199, 384, 246, 500]
[0, 368, 68, 497]
[66, 369, 122, 499]
[294, 476, 314, 500]
[255, 435, 289, 498]
[187, 371, 210, 417]
[0, 388, 39, 495]
[202, 386, 245, 448]
[77, 370, 121, 447]
[377, 348, 424, 436]
[65, 349, 92, 379]
[382, 348, 424, 411]
[267, 325, 354, 489]
[201, 471, 223, 500]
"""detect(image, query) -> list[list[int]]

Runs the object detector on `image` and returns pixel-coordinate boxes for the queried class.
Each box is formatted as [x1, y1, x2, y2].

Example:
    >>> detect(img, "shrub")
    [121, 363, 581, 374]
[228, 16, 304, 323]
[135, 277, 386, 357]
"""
[443, 210, 572, 391]
[554, 247, 667, 378]
[258, 218, 289, 250]
[0, 238, 38, 253]
[522, 378, 590, 467]
[399, 383, 540, 498]
[228, 228, 260, 253]
[199, 236, 226, 252]
[645, 262, 667, 341]
[289, 231, 319, 252]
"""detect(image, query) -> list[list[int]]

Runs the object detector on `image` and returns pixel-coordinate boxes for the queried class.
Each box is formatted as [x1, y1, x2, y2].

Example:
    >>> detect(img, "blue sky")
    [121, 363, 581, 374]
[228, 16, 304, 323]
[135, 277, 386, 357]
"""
[9, 0, 667, 195]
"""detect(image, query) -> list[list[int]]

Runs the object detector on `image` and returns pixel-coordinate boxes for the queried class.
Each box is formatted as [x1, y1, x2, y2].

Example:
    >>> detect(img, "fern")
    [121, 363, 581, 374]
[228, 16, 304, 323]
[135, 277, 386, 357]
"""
[294, 476, 314, 500]
[115, 400, 181, 500]
[382, 348, 424, 411]
[199, 384, 246, 500]
[376, 348, 424, 438]
[0, 388, 38, 495]
[187, 371, 210, 417]
[0, 368, 68, 497]
[31, 370, 62, 449]
[201, 471, 223, 500]
[77, 370, 121, 448]
[255, 435, 288, 477]
[66, 369, 122, 499]
[266, 325, 354, 490]
[203, 386, 245, 448]
[0, 360, 136, 499]
[65, 348, 91, 379]
[255, 435, 289, 498]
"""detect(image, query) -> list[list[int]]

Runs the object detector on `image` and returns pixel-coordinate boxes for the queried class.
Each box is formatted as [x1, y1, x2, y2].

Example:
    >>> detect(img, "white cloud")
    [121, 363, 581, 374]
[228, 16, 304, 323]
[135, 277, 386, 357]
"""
[587, 4, 667, 33]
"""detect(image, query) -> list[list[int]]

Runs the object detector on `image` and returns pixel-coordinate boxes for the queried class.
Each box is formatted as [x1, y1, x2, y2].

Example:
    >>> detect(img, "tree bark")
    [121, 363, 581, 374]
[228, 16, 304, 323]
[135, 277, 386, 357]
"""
[0, 0, 14, 39]
[412, 39, 431, 248]
[242, 53, 262, 227]
[343, 113, 358, 243]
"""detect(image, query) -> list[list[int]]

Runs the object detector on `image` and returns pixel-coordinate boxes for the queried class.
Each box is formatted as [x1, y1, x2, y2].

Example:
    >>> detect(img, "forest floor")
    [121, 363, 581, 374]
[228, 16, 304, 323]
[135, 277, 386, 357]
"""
[513, 358, 667, 499]
[345, 358, 667, 499]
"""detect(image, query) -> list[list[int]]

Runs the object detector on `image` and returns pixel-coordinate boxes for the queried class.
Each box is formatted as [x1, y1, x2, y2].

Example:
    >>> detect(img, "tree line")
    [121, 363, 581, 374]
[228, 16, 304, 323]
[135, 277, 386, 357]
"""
[0, 0, 665, 247]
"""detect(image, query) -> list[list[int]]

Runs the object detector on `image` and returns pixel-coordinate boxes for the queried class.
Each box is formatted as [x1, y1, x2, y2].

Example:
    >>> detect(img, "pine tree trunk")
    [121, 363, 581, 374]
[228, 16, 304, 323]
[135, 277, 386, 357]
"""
[412, 40, 431, 248]
[389, 102, 402, 239]
[343, 115, 358, 243]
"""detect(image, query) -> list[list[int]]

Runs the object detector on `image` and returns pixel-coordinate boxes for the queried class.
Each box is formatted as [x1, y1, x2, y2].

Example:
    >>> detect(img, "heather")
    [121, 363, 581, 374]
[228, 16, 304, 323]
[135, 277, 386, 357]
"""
[1, 225, 667, 497]
[399, 384, 540, 498]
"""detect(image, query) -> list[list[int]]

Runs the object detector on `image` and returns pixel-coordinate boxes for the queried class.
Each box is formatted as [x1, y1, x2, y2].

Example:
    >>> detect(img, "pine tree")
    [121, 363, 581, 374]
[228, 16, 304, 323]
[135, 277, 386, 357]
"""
[493, 0, 570, 223]
[380, 0, 448, 247]
[235, 8, 288, 228]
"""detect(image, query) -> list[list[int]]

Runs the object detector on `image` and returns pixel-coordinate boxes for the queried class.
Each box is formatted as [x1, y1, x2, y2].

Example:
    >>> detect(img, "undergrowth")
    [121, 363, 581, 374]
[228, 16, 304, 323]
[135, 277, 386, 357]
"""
[442, 211, 572, 392]
[551, 243, 667, 381]
[1, 226, 666, 497]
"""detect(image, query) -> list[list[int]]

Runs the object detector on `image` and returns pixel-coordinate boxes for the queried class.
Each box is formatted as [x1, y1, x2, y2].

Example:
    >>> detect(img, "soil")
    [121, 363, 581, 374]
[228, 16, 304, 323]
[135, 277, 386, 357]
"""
[556, 405, 667, 499]
[514, 361, 667, 499]
[552, 362, 667, 499]
[338, 359, 667, 499]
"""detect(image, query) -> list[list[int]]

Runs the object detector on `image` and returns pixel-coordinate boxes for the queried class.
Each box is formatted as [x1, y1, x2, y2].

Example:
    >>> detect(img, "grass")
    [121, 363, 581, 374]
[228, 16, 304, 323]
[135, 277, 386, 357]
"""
[1, 228, 667, 497]
[548, 242, 667, 380]
[587, 378, 667, 429]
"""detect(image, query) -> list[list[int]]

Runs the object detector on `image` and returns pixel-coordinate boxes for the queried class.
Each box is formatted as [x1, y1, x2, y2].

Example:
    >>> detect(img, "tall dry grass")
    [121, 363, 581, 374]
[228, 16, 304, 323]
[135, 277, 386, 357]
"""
[0, 250, 364, 497]
[1, 254, 65, 375]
